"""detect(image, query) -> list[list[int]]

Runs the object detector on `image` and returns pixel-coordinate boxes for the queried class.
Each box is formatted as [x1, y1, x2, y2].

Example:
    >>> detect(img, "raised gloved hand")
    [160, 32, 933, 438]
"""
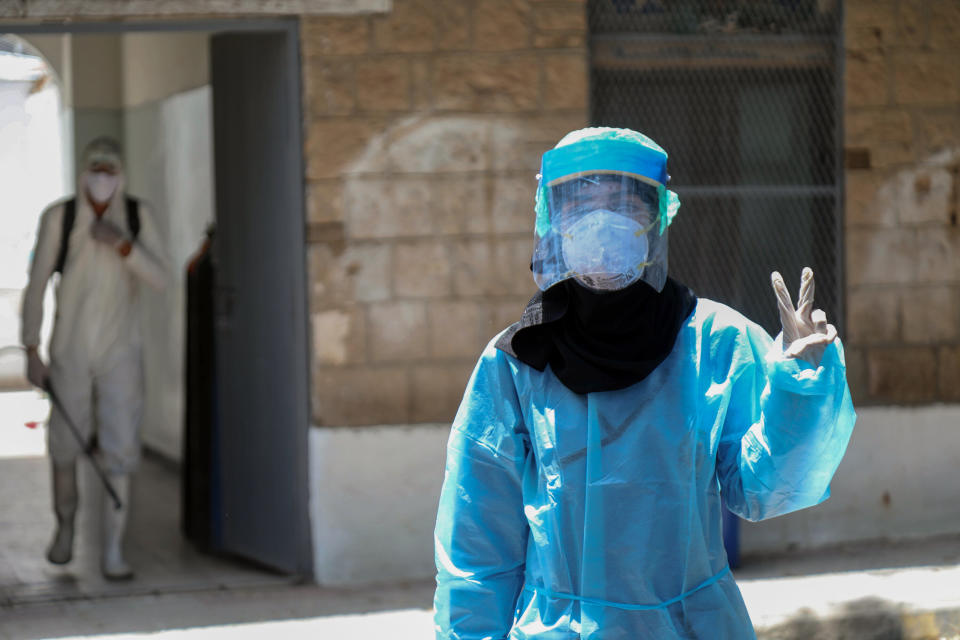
[770, 267, 837, 367]
[26, 348, 49, 388]
[90, 219, 127, 250]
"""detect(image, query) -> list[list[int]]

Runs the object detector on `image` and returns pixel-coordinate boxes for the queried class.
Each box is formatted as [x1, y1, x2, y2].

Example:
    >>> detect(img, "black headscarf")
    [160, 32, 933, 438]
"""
[496, 277, 698, 394]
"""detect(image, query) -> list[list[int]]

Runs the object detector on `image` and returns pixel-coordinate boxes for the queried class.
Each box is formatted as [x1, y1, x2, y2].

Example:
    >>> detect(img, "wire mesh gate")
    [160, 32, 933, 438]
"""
[589, 0, 844, 336]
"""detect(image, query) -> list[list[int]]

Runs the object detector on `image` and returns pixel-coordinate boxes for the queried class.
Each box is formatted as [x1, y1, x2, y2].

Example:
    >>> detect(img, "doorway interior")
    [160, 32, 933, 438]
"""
[0, 18, 311, 605]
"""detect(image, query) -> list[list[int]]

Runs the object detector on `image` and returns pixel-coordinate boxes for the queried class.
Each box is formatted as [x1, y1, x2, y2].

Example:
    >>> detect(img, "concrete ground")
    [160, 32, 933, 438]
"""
[2, 390, 959, 639]
[4, 537, 960, 639]
[738, 537, 960, 639]
[0, 390, 294, 607]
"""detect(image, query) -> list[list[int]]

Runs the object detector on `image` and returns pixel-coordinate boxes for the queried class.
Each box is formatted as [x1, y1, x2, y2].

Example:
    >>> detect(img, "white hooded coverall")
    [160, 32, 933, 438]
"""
[22, 177, 167, 474]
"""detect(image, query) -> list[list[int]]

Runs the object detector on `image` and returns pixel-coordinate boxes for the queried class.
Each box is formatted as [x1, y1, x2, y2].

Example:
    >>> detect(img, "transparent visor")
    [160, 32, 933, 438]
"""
[532, 173, 669, 292]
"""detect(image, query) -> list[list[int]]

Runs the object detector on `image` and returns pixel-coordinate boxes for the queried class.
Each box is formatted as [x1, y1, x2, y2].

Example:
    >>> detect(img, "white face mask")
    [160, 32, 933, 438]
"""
[86, 172, 119, 204]
[561, 209, 650, 291]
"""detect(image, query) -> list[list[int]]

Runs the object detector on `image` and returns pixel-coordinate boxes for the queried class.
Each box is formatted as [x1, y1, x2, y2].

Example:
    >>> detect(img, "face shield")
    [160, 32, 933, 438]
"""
[531, 128, 681, 293]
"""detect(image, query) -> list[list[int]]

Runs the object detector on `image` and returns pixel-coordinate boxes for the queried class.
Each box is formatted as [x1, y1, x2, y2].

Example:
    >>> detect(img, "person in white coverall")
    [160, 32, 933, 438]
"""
[21, 137, 167, 579]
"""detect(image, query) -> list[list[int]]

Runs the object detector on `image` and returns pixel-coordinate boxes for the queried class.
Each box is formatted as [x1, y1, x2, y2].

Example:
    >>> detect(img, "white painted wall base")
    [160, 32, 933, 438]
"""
[307, 405, 960, 586]
[309, 423, 449, 586]
[741, 404, 960, 554]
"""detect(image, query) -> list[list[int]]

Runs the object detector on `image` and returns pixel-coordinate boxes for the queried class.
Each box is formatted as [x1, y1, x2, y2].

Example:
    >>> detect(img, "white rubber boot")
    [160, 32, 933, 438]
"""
[101, 474, 134, 580]
[46, 462, 78, 565]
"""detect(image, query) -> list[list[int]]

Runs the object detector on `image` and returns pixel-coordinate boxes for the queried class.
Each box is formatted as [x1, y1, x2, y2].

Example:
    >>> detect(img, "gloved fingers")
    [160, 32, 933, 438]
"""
[811, 308, 828, 334]
[796, 268, 815, 327]
[823, 322, 837, 343]
[91, 219, 122, 235]
[771, 271, 800, 343]
[784, 324, 836, 364]
[90, 220, 126, 248]
[784, 329, 834, 354]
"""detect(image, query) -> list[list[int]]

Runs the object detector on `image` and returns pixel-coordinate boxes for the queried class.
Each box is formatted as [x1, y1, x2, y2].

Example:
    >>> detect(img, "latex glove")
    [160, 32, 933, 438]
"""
[90, 219, 127, 250]
[770, 267, 838, 367]
[26, 349, 49, 389]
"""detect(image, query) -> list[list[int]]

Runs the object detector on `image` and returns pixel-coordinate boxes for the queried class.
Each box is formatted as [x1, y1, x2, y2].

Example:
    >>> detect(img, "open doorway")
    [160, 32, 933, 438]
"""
[0, 20, 310, 604]
[0, 34, 68, 388]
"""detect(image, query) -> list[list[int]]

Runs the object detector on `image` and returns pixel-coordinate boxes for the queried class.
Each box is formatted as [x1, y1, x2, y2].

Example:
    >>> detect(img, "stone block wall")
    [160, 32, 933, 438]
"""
[301, 1, 588, 426]
[843, 0, 960, 405]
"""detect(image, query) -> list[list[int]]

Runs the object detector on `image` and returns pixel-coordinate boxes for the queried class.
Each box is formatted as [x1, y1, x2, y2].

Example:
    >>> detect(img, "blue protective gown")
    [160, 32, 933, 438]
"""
[434, 298, 856, 639]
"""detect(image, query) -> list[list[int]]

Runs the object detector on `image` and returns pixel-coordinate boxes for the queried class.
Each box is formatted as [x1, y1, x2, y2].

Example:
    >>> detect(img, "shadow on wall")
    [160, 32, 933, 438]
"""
[845, 146, 960, 407]
[848, 146, 959, 317]
[310, 113, 539, 370]
[341, 114, 536, 243]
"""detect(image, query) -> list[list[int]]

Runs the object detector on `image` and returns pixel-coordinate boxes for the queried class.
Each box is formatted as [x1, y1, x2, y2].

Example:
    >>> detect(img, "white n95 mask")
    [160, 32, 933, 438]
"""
[560, 209, 651, 291]
[87, 173, 119, 204]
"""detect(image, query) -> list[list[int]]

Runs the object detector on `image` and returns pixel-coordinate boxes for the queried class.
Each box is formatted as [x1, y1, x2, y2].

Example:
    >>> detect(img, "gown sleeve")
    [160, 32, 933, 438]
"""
[434, 344, 530, 640]
[716, 322, 857, 522]
[21, 204, 61, 349]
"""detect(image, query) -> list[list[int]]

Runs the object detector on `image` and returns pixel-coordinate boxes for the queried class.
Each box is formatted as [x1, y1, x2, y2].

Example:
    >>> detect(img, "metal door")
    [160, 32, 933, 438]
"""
[210, 29, 310, 575]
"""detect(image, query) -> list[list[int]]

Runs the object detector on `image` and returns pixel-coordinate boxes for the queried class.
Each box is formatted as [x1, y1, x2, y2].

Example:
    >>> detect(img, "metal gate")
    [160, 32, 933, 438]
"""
[589, 0, 844, 335]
